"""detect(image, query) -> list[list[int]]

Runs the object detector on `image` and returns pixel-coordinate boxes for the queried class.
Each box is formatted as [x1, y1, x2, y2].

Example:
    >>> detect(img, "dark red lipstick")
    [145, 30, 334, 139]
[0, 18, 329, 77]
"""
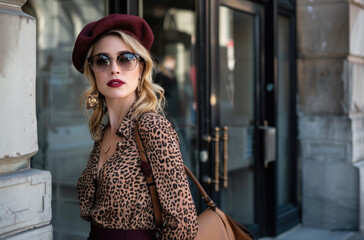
[107, 79, 125, 87]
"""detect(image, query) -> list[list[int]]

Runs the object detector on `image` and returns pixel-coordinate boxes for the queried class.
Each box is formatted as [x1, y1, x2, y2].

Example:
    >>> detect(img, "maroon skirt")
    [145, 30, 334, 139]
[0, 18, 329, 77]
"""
[87, 225, 156, 240]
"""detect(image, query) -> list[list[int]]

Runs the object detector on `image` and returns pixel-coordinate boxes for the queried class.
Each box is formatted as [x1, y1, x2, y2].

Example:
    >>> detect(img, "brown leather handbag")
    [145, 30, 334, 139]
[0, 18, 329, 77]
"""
[134, 123, 254, 240]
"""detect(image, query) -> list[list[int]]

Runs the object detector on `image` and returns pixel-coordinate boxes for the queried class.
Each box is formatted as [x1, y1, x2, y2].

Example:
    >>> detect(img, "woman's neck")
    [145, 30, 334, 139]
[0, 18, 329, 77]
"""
[106, 95, 136, 131]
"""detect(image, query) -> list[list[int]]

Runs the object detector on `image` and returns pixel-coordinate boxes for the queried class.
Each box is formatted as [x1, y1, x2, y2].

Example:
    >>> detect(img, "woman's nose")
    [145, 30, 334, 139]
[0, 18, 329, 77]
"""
[109, 59, 121, 74]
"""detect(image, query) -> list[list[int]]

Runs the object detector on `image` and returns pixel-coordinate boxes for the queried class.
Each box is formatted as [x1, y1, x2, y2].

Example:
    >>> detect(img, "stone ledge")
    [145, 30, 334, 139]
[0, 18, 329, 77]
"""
[0, 169, 52, 238]
[2, 225, 52, 240]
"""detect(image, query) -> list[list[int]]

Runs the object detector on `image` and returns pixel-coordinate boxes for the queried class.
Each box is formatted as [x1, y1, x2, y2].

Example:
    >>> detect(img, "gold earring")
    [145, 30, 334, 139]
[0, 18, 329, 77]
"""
[86, 91, 99, 110]
[137, 76, 142, 97]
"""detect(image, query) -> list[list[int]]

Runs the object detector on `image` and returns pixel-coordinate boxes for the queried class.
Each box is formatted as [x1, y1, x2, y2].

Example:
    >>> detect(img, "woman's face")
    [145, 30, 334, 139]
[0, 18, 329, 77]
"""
[91, 35, 142, 104]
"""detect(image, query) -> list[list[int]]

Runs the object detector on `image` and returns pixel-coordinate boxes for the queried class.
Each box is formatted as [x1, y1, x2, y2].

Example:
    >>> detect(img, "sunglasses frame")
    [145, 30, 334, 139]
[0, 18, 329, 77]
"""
[87, 51, 142, 73]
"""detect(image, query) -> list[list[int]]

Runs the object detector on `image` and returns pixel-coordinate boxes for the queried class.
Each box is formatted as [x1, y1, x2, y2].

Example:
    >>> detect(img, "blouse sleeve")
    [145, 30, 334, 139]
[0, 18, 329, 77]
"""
[139, 113, 199, 240]
[77, 141, 98, 222]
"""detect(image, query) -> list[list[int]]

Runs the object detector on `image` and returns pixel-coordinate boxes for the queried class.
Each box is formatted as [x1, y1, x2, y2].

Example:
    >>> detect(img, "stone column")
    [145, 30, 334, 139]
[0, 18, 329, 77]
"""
[297, 0, 364, 231]
[0, 0, 52, 239]
[351, 1, 364, 231]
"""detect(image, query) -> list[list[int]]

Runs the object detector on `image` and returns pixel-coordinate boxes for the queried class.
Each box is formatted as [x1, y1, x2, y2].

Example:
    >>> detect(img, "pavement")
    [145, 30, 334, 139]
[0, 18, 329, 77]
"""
[258, 225, 364, 240]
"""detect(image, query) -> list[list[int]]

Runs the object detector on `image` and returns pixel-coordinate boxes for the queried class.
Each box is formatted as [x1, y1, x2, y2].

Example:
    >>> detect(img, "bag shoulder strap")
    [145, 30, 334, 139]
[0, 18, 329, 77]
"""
[183, 165, 216, 209]
[134, 121, 217, 226]
[134, 122, 163, 229]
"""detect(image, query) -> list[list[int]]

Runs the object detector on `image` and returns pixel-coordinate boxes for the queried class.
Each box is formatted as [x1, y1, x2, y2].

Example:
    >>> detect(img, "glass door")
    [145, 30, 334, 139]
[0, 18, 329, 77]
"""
[218, 5, 257, 225]
[209, 1, 264, 234]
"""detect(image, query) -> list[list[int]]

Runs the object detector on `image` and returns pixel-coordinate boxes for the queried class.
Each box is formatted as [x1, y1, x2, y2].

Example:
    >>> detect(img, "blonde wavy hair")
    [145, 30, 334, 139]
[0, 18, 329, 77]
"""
[80, 30, 165, 141]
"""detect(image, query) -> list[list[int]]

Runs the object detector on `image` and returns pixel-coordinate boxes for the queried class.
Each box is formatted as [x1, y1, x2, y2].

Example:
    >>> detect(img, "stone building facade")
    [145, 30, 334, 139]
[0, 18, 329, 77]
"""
[0, 1, 52, 239]
[297, 0, 364, 232]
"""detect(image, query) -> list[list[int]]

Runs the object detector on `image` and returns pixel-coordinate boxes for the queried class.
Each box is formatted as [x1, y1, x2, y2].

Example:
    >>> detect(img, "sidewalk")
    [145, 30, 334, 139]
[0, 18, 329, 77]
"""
[258, 225, 364, 240]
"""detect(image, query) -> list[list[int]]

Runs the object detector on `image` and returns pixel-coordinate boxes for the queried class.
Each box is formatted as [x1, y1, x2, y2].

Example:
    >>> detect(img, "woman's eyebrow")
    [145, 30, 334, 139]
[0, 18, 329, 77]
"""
[93, 51, 132, 56]
[117, 50, 133, 54]
[92, 52, 109, 56]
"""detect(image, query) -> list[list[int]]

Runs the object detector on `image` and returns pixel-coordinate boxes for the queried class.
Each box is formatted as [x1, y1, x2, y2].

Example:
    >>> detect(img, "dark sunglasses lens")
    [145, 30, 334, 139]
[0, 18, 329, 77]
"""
[92, 55, 110, 72]
[117, 53, 138, 71]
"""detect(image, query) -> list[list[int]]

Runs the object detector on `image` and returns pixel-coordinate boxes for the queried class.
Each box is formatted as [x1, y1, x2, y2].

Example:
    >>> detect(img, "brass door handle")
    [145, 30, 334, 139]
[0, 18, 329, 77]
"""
[221, 126, 228, 188]
[214, 127, 220, 192]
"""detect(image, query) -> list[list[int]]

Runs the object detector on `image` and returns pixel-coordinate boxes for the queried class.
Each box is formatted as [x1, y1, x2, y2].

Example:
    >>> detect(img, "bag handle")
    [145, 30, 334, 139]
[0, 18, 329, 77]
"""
[134, 122, 217, 228]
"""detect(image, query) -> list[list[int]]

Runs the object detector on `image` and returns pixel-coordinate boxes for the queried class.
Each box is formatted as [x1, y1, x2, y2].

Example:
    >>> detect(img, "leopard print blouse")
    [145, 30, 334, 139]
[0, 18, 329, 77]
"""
[77, 109, 198, 239]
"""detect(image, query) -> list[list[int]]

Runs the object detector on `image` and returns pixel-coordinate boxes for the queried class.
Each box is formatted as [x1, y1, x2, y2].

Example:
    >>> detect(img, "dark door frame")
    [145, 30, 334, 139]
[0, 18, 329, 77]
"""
[196, 0, 213, 210]
[275, 2, 299, 235]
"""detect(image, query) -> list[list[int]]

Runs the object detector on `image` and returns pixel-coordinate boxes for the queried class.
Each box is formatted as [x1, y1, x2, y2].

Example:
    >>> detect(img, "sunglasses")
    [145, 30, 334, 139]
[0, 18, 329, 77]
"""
[87, 52, 142, 73]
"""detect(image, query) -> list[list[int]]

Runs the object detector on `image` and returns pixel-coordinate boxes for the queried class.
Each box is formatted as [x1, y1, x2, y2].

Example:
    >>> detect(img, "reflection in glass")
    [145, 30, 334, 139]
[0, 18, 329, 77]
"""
[219, 5, 255, 225]
[143, 2, 197, 174]
[23, 1, 106, 239]
[277, 16, 291, 208]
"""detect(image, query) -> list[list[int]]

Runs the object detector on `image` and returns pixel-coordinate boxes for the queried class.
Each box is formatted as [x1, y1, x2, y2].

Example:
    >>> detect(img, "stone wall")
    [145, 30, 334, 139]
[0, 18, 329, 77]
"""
[297, 0, 364, 231]
[0, 0, 52, 239]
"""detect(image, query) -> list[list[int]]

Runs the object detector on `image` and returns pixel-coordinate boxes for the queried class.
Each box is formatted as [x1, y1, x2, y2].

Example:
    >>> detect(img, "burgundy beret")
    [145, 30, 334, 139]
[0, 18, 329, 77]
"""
[72, 14, 154, 73]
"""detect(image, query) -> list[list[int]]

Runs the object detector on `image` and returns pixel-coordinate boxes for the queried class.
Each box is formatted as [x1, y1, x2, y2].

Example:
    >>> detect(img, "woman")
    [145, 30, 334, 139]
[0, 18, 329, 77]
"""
[72, 14, 198, 240]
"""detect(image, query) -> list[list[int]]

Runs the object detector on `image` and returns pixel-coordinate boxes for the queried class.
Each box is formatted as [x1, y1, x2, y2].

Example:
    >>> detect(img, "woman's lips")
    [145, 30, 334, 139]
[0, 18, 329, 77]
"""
[107, 79, 125, 87]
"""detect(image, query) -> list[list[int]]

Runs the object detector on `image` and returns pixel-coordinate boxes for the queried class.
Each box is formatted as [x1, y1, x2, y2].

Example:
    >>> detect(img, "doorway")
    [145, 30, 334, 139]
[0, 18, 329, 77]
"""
[205, 0, 299, 237]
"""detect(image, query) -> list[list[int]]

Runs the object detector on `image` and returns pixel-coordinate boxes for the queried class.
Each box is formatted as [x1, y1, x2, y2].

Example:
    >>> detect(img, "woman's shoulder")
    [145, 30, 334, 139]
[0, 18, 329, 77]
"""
[138, 112, 173, 132]
[137, 112, 181, 146]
